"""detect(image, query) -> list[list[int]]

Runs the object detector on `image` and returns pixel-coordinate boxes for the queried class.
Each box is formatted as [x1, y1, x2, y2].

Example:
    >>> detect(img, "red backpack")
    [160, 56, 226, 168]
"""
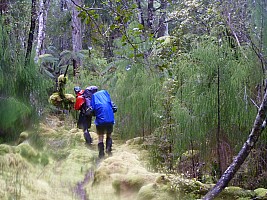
[74, 90, 85, 110]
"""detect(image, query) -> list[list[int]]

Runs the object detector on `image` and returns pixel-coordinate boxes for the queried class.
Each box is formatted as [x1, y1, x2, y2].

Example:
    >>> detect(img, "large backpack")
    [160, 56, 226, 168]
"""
[90, 90, 116, 125]
[74, 89, 85, 110]
[82, 86, 98, 115]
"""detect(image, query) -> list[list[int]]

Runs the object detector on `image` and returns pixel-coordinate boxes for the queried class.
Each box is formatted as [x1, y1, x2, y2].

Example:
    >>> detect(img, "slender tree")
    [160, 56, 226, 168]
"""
[136, 0, 145, 28]
[35, 0, 51, 63]
[147, 0, 154, 34]
[71, 0, 83, 76]
[157, 0, 168, 37]
[0, 0, 8, 15]
[25, 0, 37, 65]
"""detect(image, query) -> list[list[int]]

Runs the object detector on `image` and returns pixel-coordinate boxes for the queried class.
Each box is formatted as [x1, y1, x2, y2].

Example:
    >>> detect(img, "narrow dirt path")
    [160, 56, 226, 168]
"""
[40, 116, 176, 200]
[72, 135, 174, 200]
[75, 167, 95, 200]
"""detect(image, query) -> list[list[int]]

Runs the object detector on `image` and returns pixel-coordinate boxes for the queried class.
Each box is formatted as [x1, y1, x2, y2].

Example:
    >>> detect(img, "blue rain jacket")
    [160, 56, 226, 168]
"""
[91, 90, 115, 126]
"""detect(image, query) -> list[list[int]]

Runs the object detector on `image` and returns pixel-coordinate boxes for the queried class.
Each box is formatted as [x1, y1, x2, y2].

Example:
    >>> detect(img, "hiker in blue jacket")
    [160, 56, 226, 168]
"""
[90, 90, 117, 158]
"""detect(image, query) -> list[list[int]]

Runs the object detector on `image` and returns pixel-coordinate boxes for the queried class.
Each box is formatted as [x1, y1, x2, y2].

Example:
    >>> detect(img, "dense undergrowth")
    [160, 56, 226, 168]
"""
[1, 1, 267, 194]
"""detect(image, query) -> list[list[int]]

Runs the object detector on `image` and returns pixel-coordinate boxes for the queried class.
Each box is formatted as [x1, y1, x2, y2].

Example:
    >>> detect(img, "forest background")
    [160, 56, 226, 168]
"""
[0, 0, 267, 197]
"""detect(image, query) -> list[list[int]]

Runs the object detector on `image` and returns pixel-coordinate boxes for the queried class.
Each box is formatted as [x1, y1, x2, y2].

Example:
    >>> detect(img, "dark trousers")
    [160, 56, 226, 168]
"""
[77, 113, 92, 143]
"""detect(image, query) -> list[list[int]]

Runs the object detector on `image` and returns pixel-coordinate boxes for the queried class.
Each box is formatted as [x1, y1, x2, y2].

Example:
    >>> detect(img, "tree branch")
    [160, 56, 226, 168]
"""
[226, 12, 247, 59]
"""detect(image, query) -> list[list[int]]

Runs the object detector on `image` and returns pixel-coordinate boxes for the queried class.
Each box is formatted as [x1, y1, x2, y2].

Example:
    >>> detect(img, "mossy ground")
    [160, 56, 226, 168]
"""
[0, 114, 266, 200]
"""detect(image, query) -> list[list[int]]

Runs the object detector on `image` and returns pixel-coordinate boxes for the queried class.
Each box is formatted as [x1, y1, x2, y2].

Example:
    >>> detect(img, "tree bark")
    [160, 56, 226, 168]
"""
[71, 0, 83, 76]
[35, 0, 51, 63]
[157, 0, 168, 37]
[147, 0, 154, 34]
[136, 0, 145, 28]
[25, 0, 37, 65]
[0, 0, 8, 15]
[203, 86, 267, 200]
[216, 64, 222, 178]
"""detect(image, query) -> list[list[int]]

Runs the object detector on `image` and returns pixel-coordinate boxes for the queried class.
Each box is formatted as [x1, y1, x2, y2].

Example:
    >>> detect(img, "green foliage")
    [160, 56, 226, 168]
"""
[38, 54, 60, 78]
[113, 21, 153, 61]
[0, 97, 31, 133]
[2, 1, 31, 54]
[169, 0, 220, 46]
[46, 1, 72, 51]
[29, 131, 45, 150]
[250, 0, 267, 61]
[38, 49, 90, 79]
[0, 17, 52, 142]
[16, 143, 49, 166]
[145, 34, 263, 180]
[147, 78, 179, 171]
[113, 65, 161, 139]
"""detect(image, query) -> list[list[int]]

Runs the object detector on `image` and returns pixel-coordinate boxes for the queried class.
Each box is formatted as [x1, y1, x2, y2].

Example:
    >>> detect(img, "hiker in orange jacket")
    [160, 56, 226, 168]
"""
[74, 86, 92, 144]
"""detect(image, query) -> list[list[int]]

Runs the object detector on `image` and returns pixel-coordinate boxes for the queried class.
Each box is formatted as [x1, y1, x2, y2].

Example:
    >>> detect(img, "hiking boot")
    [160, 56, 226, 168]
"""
[106, 137, 112, 156]
[84, 131, 93, 145]
[98, 142, 105, 159]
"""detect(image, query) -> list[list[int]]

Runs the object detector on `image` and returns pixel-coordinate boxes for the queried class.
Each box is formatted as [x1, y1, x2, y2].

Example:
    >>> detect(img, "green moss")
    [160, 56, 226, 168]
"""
[17, 131, 29, 144]
[180, 150, 199, 161]
[16, 143, 39, 164]
[127, 175, 146, 190]
[137, 183, 156, 200]
[112, 179, 121, 193]
[177, 178, 211, 196]
[0, 144, 13, 155]
[93, 168, 110, 185]
[217, 186, 256, 199]
[126, 137, 144, 145]
[20, 131, 29, 139]
[254, 188, 267, 198]
[40, 153, 49, 166]
[137, 183, 177, 200]
[112, 174, 145, 194]
[155, 175, 171, 185]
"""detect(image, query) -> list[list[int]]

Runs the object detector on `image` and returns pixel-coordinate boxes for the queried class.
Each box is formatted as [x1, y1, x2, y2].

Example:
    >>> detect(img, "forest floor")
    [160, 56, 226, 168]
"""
[0, 114, 179, 200]
[0, 114, 265, 200]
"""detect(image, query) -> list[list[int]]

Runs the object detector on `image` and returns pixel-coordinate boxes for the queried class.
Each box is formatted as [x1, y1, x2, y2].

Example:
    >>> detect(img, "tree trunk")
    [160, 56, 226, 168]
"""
[147, 0, 154, 34]
[60, 0, 68, 11]
[25, 0, 37, 65]
[216, 64, 222, 178]
[71, 0, 82, 76]
[35, 0, 51, 63]
[157, 0, 168, 37]
[203, 86, 267, 200]
[136, 0, 145, 28]
[103, 36, 114, 63]
[0, 0, 8, 15]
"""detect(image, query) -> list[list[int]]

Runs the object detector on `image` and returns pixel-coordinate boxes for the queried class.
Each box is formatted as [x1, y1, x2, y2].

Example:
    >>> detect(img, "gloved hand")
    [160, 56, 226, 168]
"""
[112, 102, 117, 113]
[85, 106, 93, 116]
